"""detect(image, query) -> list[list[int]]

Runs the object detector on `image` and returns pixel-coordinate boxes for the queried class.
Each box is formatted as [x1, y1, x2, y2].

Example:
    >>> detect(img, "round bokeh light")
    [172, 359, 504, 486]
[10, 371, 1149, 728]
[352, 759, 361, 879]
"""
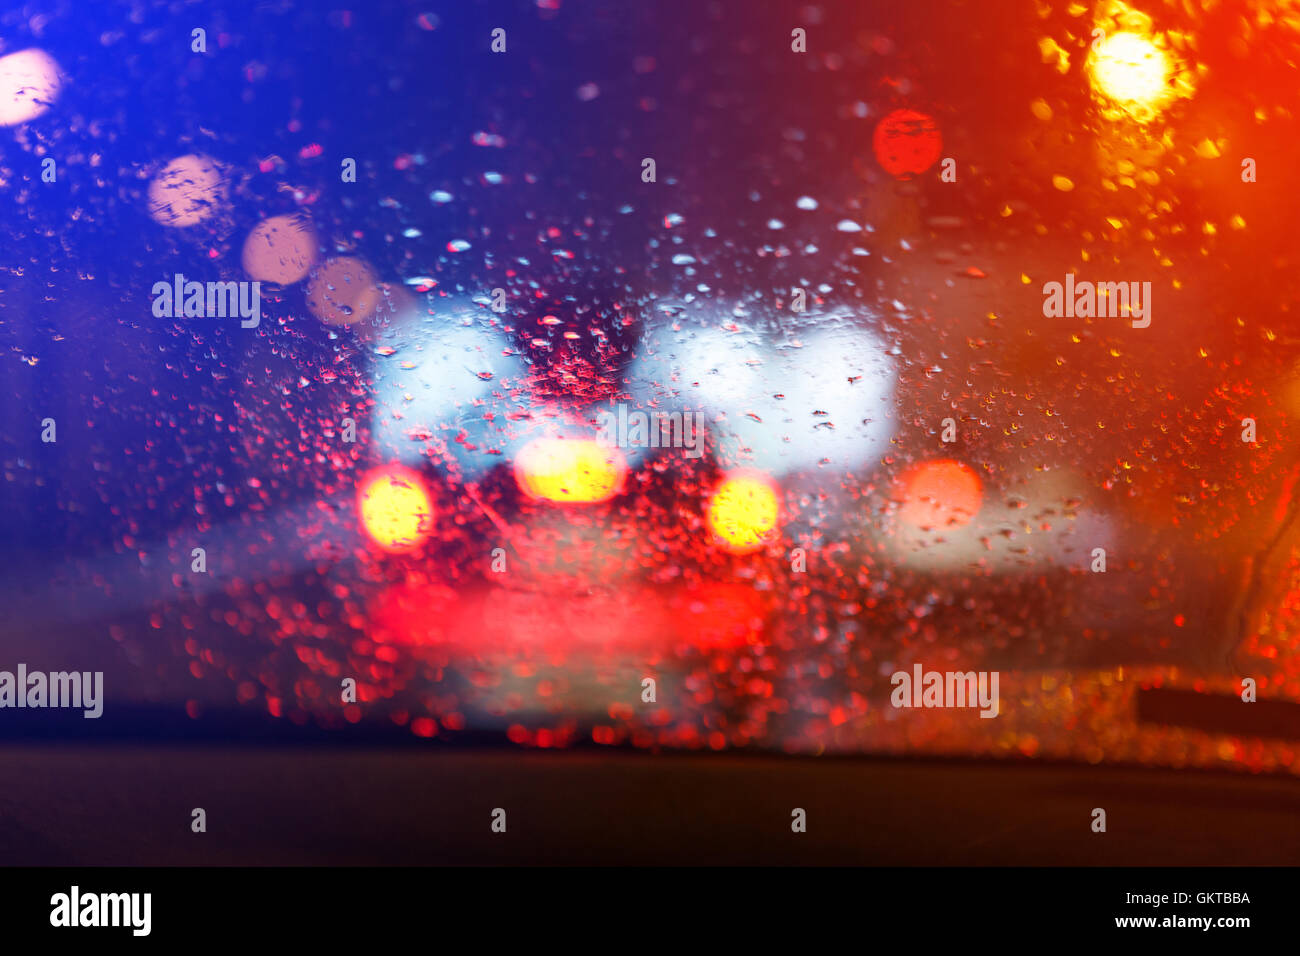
[706, 470, 781, 554]
[357, 464, 434, 554]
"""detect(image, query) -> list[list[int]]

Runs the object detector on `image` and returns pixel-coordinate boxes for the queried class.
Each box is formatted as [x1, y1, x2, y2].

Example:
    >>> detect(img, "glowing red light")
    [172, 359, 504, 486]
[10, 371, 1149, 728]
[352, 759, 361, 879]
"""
[897, 459, 983, 529]
[872, 108, 943, 179]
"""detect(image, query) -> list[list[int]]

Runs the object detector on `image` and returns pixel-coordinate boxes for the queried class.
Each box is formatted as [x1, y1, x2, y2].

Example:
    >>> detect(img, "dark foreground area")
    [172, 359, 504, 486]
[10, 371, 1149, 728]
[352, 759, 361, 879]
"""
[3, 747, 1297, 866]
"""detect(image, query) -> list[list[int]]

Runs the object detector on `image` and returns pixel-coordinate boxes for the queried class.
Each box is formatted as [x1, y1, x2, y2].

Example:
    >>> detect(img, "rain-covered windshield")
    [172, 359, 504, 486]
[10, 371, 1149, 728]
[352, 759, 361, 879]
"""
[4, 0, 1300, 774]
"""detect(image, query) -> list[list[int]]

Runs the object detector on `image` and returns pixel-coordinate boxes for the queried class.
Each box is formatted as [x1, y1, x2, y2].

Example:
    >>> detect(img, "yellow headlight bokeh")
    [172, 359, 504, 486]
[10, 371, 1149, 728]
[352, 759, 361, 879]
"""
[706, 471, 780, 555]
[513, 438, 626, 504]
[358, 465, 434, 553]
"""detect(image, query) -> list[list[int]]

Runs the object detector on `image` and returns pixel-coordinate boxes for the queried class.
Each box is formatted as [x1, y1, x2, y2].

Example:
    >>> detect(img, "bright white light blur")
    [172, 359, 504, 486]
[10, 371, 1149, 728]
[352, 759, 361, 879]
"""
[372, 296, 533, 479]
[1090, 32, 1170, 107]
[0, 49, 61, 126]
[628, 314, 896, 475]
